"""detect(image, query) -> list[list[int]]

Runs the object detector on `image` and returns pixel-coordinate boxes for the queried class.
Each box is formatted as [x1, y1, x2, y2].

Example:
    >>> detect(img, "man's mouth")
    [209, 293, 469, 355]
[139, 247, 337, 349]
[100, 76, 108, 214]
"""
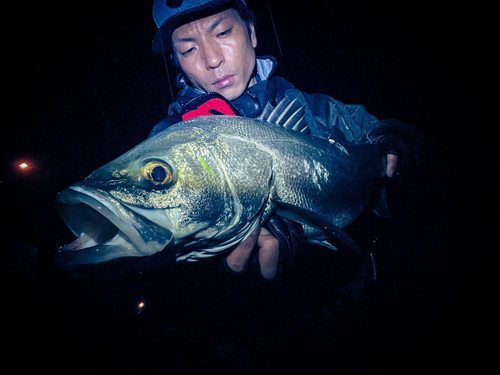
[212, 74, 235, 89]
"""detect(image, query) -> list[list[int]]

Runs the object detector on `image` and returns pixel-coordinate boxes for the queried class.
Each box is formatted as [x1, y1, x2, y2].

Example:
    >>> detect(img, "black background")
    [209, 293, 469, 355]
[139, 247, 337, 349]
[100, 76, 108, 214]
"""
[2, 1, 490, 373]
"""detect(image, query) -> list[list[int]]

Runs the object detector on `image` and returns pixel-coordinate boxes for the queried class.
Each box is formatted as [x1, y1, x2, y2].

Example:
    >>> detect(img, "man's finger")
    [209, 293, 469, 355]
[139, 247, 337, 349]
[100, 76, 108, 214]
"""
[224, 226, 260, 273]
[386, 153, 398, 178]
[257, 227, 280, 280]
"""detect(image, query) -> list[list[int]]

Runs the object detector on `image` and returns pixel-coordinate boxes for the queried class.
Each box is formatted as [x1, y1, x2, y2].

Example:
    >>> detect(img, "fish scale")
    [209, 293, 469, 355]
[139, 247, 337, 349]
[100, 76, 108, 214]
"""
[56, 95, 385, 270]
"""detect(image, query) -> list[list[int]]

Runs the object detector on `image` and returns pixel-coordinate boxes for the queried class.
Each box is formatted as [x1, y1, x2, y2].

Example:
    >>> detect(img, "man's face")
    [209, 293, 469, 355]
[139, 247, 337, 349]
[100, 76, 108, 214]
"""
[172, 8, 258, 101]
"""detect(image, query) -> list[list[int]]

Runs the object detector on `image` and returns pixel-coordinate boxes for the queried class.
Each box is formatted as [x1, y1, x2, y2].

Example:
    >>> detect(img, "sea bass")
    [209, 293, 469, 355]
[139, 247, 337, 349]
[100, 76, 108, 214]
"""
[56, 96, 387, 270]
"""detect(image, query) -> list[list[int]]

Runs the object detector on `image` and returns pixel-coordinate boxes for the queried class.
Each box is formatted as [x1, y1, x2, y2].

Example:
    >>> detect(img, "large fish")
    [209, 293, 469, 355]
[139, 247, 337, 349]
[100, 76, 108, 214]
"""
[56, 94, 406, 271]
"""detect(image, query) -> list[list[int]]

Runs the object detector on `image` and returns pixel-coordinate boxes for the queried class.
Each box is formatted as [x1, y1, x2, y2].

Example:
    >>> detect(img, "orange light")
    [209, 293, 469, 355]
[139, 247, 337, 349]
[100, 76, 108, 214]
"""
[15, 160, 33, 172]
[137, 301, 145, 310]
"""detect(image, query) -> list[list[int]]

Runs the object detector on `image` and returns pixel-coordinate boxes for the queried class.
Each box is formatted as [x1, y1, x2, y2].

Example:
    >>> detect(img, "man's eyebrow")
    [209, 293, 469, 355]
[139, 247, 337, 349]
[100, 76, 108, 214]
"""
[174, 36, 196, 44]
[207, 16, 229, 32]
[173, 16, 230, 45]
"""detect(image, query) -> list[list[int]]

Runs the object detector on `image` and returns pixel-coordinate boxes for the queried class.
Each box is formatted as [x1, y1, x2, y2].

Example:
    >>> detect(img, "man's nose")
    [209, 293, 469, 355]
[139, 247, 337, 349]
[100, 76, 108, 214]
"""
[202, 42, 223, 69]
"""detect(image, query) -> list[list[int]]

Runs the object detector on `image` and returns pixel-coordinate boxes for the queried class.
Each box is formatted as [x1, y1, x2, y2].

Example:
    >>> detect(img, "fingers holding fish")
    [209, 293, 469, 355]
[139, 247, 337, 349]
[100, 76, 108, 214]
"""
[257, 228, 280, 280]
[223, 226, 280, 280]
[224, 226, 260, 274]
[385, 153, 399, 178]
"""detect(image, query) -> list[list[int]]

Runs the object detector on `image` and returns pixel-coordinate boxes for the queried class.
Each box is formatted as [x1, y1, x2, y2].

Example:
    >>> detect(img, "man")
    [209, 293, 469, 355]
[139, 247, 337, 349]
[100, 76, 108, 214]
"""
[149, 0, 407, 280]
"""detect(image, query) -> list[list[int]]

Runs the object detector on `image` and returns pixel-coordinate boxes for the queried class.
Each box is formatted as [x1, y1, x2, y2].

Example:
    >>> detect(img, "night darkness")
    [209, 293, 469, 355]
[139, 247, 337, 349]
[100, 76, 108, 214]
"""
[2, 1, 490, 373]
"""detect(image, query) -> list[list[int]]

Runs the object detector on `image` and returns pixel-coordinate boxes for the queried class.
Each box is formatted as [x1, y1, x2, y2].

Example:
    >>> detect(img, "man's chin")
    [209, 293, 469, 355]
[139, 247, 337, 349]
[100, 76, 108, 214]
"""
[212, 79, 252, 101]
[222, 76, 257, 101]
[214, 87, 242, 101]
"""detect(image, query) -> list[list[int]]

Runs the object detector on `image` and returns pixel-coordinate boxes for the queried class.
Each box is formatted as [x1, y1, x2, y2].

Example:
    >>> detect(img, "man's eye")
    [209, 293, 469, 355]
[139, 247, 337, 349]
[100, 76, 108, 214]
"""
[217, 28, 232, 38]
[181, 48, 194, 56]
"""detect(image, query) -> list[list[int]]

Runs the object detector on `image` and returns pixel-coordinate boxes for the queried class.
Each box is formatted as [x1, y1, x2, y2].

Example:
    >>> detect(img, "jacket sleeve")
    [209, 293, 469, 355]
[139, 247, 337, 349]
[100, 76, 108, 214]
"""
[147, 100, 183, 138]
[147, 115, 182, 138]
[302, 92, 424, 171]
[302, 92, 379, 142]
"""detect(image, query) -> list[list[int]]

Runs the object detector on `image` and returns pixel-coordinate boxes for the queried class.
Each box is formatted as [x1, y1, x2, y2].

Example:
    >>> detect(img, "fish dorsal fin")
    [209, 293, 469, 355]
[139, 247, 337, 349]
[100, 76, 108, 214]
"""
[271, 198, 364, 259]
[257, 91, 311, 134]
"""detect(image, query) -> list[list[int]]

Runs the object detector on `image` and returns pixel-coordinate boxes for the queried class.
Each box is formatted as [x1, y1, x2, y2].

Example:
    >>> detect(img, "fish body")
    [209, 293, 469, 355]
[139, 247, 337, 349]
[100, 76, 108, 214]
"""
[56, 105, 384, 270]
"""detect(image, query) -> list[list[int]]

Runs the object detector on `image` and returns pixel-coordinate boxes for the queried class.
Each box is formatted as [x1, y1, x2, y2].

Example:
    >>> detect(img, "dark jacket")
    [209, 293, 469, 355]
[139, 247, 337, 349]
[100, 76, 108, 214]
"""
[148, 57, 379, 143]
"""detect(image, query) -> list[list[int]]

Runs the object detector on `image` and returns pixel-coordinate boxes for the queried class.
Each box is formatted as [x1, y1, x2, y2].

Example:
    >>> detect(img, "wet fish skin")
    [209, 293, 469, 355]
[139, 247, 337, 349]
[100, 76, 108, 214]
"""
[56, 114, 384, 270]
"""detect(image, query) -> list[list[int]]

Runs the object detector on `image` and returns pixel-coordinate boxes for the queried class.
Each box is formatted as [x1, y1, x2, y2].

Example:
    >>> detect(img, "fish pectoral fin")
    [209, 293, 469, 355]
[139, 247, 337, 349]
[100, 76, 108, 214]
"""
[271, 199, 363, 259]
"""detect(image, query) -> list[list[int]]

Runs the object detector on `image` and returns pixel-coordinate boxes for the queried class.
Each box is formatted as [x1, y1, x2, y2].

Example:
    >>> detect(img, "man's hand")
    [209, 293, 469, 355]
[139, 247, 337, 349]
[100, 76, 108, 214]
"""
[385, 153, 398, 178]
[225, 226, 279, 280]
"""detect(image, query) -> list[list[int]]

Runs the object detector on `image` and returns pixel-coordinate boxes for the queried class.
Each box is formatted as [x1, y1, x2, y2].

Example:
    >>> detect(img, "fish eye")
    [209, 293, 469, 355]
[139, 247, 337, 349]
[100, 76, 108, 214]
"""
[142, 161, 173, 186]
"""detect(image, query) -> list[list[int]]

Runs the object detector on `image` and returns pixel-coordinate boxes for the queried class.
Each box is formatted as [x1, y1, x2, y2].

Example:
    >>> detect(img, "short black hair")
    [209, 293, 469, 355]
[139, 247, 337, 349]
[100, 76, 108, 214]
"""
[233, 0, 256, 29]
[170, 0, 256, 69]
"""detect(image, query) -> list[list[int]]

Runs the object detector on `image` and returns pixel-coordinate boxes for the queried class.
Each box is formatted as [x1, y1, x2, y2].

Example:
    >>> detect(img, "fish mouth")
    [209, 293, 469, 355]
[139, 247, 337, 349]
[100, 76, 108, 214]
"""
[55, 185, 174, 270]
